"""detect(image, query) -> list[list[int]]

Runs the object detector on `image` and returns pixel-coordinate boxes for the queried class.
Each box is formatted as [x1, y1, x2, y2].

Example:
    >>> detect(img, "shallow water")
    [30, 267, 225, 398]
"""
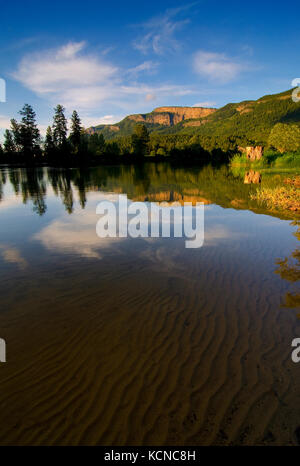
[0, 164, 299, 445]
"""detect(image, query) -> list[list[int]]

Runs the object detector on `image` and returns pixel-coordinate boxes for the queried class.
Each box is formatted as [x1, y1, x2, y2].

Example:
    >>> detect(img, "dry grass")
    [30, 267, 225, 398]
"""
[250, 183, 300, 212]
[284, 176, 300, 187]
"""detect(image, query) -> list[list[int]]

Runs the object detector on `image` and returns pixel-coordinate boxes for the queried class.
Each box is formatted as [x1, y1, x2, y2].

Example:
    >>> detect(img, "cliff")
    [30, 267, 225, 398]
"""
[153, 106, 216, 123]
[87, 88, 300, 145]
[88, 106, 217, 136]
[118, 106, 216, 126]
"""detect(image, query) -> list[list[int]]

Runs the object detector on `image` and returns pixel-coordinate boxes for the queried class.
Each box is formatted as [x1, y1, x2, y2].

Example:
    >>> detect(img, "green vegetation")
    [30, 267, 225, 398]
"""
[268, 123, 300, 152]
[273, 152, 300, 168]
[89, 88, 300, 153]
[130, 123, 150, 157]
[230, 149, 300, 169]
[1, 87, 300, 166]
[0, 105, 219, 164]
[176, 89, 300, 150]
[5, 104, 41, 159]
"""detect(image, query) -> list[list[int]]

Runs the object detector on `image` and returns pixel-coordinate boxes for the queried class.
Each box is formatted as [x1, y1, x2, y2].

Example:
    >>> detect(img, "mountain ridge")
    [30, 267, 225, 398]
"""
[87, 88, 300, 146]
[87, 106, 216, 137]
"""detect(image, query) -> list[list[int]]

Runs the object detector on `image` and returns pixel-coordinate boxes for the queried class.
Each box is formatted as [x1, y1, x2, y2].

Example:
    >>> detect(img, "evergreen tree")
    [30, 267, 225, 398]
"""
[88, 133, 106, 156]
[52, 104, 68, 148]
[131, 124, 150, 156]
[18, 104, 40, 156]
[44, 126, 55, 156]
[10, 118, 21, 151]
[70, 110, 82, 152]
[4, 129, 15, 153]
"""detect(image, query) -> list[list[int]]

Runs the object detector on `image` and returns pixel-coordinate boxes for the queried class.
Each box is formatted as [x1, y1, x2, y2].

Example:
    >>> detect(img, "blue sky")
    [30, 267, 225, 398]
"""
[0, 0, 299, 139]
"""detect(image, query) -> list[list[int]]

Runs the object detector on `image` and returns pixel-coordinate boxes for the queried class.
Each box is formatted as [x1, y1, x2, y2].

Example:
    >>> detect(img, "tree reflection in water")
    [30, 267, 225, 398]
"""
[275, 221, 300, 311]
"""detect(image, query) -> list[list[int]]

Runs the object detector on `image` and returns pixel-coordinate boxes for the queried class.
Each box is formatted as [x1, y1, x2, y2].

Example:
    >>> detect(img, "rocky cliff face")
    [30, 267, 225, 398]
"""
[153, 106, 216, 124]
[127, 113, 172, 125]
[123, 106, 216, 127]
[87, 105, 217, 135]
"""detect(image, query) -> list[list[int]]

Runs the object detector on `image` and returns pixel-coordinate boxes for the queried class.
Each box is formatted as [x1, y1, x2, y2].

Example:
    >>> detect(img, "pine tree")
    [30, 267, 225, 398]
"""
[4, 129, 15, 153]
[88, 133, 106, 156]
[10, 118, 21, 151]
[44, 126, 55, 156]
[18, 104, 40, 156]
[70, 110, 82, 152]
[52, 104, 68, 148]
[131, 124, 150, 156]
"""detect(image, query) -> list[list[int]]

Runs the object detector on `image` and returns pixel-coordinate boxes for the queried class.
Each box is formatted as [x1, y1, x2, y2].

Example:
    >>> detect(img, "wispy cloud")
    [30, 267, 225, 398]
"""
[192, 101, 216, 107]
[80, 115, 123, 127]
[12, 41, 194, 118]
[127, 61, 158, 77]
[132, 5, 195, 55]
[12, 41, 117, 95]
[193, 51, 246, 83]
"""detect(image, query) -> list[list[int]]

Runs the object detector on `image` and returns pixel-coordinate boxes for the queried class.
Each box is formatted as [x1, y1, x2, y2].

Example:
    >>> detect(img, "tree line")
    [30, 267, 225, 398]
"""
[0, 103, 228, 165]
[0, 104, 86, 163]
[2, 102, 297, 166]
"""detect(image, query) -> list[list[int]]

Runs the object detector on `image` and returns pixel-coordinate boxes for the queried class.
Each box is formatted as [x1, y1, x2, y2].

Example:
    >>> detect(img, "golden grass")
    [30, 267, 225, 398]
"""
[250, 183, 300, 212]
[284, 176, 300, 187]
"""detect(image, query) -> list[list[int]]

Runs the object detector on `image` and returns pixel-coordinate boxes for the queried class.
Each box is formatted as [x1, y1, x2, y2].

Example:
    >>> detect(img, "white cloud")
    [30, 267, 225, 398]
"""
[33, 193, 125, 259]
[192, 101, 216, 108]
[80, 115, 123, 127]
[13, 41, 117, 95]
[133, 6, 191, 55]
[193, 51, 245, 82]
[12, 41, 194, 117]
[127, 61, 158, 77]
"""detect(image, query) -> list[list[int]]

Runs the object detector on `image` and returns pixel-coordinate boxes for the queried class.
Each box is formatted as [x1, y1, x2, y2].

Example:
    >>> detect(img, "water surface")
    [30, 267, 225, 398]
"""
[0, 164, 299, 445]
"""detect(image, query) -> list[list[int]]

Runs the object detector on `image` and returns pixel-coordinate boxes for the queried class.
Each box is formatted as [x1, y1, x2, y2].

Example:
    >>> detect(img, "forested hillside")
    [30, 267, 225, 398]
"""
[88, 88, 300, 152]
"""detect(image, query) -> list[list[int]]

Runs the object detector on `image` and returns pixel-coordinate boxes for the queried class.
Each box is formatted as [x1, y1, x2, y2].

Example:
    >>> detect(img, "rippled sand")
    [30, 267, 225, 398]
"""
[0, 165, 299, 445]
[0, 230, 299, 445]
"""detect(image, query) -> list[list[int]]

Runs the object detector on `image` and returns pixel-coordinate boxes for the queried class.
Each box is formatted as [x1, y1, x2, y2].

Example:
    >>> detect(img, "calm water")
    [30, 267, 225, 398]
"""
[0, 163, 299, 445]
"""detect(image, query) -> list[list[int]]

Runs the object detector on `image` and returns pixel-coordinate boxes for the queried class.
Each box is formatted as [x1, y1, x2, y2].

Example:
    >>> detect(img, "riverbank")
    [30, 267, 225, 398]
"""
[230, 151, 300, 170]
[250, 176, 300, 213]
